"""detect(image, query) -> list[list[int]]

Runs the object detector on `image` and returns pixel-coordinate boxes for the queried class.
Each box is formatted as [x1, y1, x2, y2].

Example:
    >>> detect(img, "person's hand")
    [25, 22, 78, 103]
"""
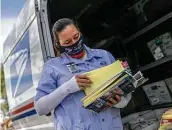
[105, 88, 123, 107]
[75, 75, 92, 90]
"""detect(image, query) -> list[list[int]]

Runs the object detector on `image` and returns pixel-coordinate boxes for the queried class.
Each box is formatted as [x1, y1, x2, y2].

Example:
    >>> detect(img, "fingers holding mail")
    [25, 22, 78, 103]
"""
[75, 75, 92, 90]
[106, 98, 117, 107]
[112, 88, 123, 95]
[104, 91, 122, 107]
[107, 97, 121, 107]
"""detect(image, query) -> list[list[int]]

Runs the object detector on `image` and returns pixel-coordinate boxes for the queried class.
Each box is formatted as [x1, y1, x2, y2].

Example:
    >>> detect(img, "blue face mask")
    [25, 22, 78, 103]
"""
[60, 35, 85, 56]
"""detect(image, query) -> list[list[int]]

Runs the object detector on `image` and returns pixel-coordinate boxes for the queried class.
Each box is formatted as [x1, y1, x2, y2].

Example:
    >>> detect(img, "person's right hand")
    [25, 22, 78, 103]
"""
[75, 75, 92, 90]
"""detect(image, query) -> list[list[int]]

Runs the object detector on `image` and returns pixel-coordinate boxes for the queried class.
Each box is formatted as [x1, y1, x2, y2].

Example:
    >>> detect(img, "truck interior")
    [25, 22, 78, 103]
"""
[47, 0, 172, 123]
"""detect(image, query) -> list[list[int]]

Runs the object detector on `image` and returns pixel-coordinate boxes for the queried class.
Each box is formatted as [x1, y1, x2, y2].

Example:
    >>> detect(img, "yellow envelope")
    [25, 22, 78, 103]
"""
[83, 60, 124, 96]
[83, 74, 128, 107]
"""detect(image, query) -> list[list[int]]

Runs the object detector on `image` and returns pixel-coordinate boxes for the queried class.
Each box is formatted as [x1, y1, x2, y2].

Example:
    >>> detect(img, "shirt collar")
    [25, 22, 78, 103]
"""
[60, 44, 103, 65]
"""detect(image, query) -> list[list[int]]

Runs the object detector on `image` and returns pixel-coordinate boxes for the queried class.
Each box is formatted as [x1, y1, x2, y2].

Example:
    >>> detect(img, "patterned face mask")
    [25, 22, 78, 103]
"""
[60, 35, 85, 56]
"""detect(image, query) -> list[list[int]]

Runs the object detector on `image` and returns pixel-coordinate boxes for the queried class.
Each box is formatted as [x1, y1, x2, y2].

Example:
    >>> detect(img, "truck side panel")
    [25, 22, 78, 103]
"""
[3, 18, 44, 111]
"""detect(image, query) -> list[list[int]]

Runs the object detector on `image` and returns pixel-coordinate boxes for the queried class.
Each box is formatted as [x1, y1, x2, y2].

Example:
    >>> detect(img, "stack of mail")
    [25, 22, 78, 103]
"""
[81, 60, 147, 113]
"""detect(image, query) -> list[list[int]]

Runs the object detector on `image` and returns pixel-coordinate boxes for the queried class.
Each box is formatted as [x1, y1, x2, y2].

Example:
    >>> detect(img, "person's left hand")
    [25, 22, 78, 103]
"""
[105, 88, 123, 107]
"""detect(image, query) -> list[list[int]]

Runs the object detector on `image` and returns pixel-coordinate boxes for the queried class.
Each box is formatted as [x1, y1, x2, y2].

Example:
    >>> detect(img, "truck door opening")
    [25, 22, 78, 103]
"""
[47, 0, 172, 120]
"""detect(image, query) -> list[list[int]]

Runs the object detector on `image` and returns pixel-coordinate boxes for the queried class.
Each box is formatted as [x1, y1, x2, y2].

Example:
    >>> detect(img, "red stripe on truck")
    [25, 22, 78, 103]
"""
[11, 102, 34, 115]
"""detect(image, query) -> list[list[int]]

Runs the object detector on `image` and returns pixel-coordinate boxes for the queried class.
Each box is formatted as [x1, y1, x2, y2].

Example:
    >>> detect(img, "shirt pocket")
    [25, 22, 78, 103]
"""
[92, 59, 107, 68]
[96, 57, 108, 67]
[112, 114, 123, 130]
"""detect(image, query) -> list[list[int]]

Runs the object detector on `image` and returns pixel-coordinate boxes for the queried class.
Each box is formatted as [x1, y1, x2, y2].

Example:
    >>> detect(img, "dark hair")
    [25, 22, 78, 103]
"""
[52, 18, 78, 44]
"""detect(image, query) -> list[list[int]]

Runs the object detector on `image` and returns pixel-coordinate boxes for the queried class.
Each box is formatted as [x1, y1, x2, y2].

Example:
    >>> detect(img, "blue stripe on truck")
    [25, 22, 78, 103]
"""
[12, 109, 37, 121]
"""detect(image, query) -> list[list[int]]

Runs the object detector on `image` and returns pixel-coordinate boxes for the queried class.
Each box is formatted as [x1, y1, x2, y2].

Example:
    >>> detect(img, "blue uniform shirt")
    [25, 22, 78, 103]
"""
[35, 45, 123, 130]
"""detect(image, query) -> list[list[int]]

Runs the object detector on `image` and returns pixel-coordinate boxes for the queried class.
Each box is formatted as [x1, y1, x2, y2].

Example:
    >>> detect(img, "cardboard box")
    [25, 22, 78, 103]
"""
[142, 81, 172, 105]
[147, 32, 172, 60]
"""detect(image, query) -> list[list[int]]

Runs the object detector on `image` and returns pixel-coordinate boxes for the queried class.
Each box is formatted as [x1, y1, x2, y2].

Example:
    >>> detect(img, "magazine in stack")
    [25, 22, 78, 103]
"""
[81, 60, 148, 113]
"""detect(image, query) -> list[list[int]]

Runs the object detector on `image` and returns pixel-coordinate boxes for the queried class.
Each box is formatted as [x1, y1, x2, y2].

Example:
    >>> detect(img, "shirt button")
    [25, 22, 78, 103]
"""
[102, 118, 105, 122]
